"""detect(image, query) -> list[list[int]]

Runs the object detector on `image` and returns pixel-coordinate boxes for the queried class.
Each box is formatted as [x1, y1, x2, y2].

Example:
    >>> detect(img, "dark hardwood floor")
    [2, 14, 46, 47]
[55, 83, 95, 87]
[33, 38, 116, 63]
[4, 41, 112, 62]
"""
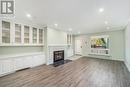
[0, 57, 130, 87]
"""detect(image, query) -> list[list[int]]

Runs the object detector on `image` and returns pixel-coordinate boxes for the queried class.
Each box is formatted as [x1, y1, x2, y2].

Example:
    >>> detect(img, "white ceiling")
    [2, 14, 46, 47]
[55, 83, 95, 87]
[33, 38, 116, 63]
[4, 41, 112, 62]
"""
[15, 0, 130, 34]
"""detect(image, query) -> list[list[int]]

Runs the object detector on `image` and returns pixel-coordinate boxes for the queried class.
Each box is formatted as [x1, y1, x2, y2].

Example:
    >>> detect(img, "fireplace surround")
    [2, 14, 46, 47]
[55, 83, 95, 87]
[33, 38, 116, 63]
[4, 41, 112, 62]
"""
[47, 45, 72, 66]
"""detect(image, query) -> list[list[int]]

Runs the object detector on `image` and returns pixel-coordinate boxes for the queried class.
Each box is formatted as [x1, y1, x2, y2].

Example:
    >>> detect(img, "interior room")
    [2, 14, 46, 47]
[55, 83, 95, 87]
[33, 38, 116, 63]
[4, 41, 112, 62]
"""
[0, 0, 130, 87]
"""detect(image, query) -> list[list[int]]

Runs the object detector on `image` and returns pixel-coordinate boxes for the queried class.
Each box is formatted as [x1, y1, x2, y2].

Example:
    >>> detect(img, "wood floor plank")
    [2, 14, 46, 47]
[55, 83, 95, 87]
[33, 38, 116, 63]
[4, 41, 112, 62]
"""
[0, 57, 130, 87]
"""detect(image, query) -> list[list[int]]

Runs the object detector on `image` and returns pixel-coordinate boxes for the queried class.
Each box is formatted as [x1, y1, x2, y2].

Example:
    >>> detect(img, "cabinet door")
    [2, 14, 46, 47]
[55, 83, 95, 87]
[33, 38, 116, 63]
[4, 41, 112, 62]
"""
[67, 34, 72, 45]
[14, 58, 24, 71]
[67, 49, 74, 57]
[14, 57, 32, 71]
[2, 21, 10, 43]
[15, 24, 21, 43]
[0, 59, 14, 75]
[39, 29, 43, 44]
[24, 26, 30, 44]
[23, 57, 32, 68]
[31, 55, 45, 67]
[32, 27, 37, 43]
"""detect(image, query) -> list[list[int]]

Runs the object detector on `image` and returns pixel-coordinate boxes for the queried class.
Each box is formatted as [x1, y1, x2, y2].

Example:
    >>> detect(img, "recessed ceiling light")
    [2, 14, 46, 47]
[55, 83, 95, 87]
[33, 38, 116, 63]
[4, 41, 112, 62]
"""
[26, 13, 32, 18]
[78, 31, 81, 34]
[68, 28, 72, 31]
[99, 8, 104, 12]
[54, 23, 58, 27]
[106, 27, 110, 30]
[105, 21, 108, 25]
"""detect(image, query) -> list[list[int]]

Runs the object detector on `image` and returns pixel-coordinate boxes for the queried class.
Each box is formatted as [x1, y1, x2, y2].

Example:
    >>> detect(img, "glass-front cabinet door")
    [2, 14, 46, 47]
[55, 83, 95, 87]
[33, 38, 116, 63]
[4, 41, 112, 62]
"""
[2, 21, 10, 43]
[39, 29, 43, 44]
[0, 20, 44, 46]
[24, 26, 30, 44]
[15, 24, 21, 43]
[67, 34, 72, 45]
[32, 27, 37, 43]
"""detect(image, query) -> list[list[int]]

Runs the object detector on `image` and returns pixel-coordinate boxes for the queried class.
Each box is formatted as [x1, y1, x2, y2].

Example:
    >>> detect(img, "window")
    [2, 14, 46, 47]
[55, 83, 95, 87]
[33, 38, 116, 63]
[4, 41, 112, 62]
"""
[90, 35, 109, 55]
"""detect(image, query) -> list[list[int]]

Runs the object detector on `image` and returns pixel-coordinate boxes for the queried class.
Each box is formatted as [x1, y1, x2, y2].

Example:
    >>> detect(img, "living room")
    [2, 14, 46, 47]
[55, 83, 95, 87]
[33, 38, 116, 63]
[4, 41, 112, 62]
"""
[0, 0, 130, 87]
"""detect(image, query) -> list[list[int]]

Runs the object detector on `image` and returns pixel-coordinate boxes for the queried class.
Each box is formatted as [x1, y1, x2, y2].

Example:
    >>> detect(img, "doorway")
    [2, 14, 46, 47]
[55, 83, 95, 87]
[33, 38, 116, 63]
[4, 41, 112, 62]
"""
[75, 39, 82, 55]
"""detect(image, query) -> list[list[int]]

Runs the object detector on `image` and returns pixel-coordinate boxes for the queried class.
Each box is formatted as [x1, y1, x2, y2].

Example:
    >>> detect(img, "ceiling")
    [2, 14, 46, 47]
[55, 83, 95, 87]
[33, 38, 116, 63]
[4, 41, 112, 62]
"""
[15, 0, 130, 34]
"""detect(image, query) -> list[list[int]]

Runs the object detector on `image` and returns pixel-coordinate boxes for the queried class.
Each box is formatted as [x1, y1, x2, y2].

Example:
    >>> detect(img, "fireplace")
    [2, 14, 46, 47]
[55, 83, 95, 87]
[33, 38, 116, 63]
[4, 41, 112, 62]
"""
[53, 50, 64, 62]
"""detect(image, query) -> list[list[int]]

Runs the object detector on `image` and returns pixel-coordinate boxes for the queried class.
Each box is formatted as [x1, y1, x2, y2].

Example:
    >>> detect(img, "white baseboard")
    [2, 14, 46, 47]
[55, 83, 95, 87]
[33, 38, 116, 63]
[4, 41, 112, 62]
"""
[0, 71, 15, 77]
[111, 58, 124, 61]
[124, 61, 130, 72]
[84, 56, 124, 61]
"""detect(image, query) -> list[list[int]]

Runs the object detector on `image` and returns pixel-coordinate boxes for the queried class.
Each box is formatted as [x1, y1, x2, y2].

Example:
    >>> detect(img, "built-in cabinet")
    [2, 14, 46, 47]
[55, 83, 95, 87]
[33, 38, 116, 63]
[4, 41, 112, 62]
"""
[67, 34, 74, 57]
[0, 20, 45, 77]
[0, 20, 44, 46]
[0, 53, 45, 77]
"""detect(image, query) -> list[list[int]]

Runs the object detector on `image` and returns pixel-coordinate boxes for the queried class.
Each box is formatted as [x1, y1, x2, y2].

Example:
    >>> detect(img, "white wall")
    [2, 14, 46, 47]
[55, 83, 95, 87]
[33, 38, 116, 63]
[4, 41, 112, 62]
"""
[47, 28, 67, 45]
[75, 30, 125, 61]
[125, 22, 130, 71]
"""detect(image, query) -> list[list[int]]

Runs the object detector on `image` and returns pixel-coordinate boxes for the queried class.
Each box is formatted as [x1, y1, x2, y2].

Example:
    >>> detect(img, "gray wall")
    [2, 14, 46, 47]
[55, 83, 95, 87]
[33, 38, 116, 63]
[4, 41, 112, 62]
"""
[75, 30, 125, 61]
[125, 22, 130, 71]
[47, 28, 67, 45]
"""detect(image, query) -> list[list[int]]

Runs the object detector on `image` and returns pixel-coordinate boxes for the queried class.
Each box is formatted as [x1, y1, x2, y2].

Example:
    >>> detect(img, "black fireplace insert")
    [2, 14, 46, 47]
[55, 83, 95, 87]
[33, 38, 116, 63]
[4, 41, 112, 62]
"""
[53, 50, 64, 62]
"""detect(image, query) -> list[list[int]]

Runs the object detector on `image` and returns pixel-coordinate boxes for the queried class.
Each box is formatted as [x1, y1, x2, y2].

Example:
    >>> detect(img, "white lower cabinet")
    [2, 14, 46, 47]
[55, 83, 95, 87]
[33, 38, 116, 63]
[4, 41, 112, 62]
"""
[14, 58, 24, 71]
[31, 55, 45, 67]
[67, 48, 74, 57]
[23, 57, 33, 68]
[0, 54, 45, 77]
[0, 59, 14, 76]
